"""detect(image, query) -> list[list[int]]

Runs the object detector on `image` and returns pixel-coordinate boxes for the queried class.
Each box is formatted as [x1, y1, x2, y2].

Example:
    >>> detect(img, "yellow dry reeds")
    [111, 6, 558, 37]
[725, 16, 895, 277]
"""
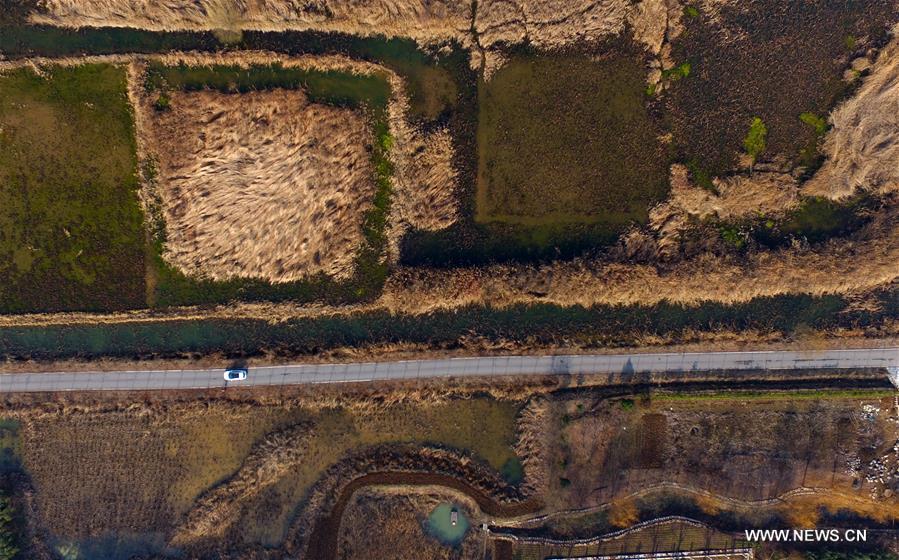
[647, 164, 800, 257]
[380, 201, 899, 312]
[171, 422, 315, 545]
[32, 0, 469, 43]
[386, 123, 459, 261]
[30, 0, 733, 74]
[144, 88, 374, 282]
[803, 27, 899, 199]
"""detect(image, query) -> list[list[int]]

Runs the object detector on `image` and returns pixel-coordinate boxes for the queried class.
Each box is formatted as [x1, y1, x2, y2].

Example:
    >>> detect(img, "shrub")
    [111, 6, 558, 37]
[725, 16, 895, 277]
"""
[683, 5, 700, 18]
[743, 117, 767, 162]
[663, 62, 692, 81]
[153, 93, 171, 111]
[686, 160, 718, 193]
[800, 111, 827, 135]
[720, 225, 746, 249]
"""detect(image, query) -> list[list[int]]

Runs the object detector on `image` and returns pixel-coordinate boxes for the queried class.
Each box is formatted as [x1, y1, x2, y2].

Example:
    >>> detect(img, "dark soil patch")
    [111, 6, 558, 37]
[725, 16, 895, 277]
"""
[306, 471, 542, 560]
[667, 0, 897, 176]
[494, 539, 514, 560]
[638, 413, 667, 468]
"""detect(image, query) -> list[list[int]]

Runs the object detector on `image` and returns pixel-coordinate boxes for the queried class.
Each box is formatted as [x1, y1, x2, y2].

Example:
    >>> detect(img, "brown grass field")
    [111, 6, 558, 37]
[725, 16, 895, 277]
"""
[3, 394, 520, 551]
[493, 517, 746, 560]
[30, 0, 676, 55]
[5, 385, 899, 558]
[144, 88, 375, 282]
[543, 391, 899, 518]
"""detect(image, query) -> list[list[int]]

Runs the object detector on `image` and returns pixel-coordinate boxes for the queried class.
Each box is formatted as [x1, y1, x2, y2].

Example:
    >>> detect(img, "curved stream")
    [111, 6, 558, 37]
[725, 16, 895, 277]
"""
[304, 471, 542, 559]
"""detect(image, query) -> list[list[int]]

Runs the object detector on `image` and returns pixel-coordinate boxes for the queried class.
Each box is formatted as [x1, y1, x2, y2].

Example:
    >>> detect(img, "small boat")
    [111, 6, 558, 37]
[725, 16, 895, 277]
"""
[450, 508, 459, 526]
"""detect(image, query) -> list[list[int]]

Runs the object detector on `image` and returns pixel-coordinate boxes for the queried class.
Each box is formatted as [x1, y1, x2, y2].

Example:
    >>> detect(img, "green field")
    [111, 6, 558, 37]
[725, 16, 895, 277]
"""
[476, 51, 669, 227]
[0, 64, 146, 313]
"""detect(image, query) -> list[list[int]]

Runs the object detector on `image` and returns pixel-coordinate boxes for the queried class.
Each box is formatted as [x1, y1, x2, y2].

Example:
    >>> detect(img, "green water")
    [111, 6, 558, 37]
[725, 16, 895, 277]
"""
[0, 25, 458, 122]
[145, 62, 391, 110]
[427, 503, 469, 545]
[501, 457, 524, 484]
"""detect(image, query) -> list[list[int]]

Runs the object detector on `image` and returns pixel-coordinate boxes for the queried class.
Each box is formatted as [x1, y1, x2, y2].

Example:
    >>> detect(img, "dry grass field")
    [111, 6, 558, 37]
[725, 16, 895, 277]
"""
[238, 399, 520, 545]
[543, 391, 899, 522]
[4, 395, 520, 552]
[493, 517, 745, 560]
[144, 88, 375, 282]
[5, 383, 899, 558]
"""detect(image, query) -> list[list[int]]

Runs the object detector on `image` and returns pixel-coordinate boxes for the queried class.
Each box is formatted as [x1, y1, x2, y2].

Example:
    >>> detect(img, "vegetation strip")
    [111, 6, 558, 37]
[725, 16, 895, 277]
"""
[0, 63, 146, 313]
[0, 290, 893, 360]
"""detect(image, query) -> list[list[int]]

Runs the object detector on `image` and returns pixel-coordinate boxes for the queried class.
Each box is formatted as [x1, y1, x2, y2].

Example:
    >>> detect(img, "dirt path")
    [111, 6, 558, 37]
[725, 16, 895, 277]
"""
[304, 471, 543, 559]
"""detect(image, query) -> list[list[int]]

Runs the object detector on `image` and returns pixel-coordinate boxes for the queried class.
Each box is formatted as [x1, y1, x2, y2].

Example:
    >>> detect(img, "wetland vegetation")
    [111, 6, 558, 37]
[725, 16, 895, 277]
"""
[0, 64, 146, 313]
[476, 49, 668, 227]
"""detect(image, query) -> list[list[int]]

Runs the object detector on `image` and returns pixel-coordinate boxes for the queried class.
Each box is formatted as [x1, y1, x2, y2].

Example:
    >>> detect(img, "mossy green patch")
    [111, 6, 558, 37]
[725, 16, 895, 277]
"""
[0, 420, 21, 473]
[743, 116, 767, 161]
[0, 64, 147, 313]
[476, 51, 668, 227]
[144, 62, 391, 109]
[662, 62, 692, 81]
[799, 111, 827, 136]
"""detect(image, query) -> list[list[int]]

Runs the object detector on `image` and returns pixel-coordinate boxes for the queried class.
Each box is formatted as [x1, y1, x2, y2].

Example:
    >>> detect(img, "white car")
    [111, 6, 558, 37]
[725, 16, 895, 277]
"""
[224, 368, 248, 381]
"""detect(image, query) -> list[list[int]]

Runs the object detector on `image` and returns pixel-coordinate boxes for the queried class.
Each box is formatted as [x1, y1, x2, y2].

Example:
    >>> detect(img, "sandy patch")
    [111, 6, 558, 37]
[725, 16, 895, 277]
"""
[144, 88, 375, 282]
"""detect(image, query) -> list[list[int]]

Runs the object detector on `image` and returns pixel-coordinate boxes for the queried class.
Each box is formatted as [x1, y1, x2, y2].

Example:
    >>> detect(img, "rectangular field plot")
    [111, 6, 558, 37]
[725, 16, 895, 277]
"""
[476, 51, 669, 228]
[0, 64, 147, 313]
[141, 62, 394, 307]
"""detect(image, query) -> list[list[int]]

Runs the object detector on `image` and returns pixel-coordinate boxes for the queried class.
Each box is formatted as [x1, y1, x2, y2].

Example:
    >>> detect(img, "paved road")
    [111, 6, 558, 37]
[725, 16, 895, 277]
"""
[1, 348, 897, 393]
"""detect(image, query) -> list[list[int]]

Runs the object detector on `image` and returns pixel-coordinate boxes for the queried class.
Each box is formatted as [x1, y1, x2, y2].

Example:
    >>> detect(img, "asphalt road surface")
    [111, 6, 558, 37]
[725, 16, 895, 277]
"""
[1, 348, 897, 393]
